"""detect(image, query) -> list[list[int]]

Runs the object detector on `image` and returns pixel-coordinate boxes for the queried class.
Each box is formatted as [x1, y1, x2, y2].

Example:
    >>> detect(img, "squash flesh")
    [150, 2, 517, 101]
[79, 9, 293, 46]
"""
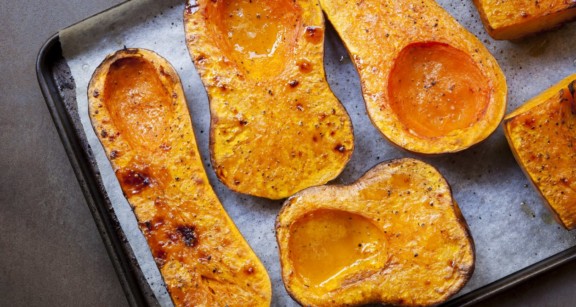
[504, 75, 576, 229]
[320, 0, 506, 154]
[389, 42, 491, 138]
[473, 0, 576, 40]
[276, 158, 475, 306]
[185, 0, 354, 199]
[212, 0, 300, 79]
[104, 57, 173, 149]
[288, 209, 387, 288]
[89, 49, 271, 306]
[184, 0, 354, 199]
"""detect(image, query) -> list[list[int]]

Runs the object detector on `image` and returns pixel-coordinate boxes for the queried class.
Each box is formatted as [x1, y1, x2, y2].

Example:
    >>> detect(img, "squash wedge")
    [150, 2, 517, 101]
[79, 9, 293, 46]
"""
[276, 158, 475, 306]
[504, 75, 576, 229]
[473, 0, 576, 40]
[184, 0, 354, 199]
[88, 48, 271, 306]
[320, 0, 507, 154]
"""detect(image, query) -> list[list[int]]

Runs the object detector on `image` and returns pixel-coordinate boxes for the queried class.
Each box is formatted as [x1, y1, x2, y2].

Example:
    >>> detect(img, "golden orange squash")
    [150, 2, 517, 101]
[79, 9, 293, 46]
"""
[276, 158, 475, 306]
[184, 0, 354, 199]
[473, 0, 576, 40]
[320, 0, 507, 154]
[88, 48, 271, 306]
[504, 74, 576, 229]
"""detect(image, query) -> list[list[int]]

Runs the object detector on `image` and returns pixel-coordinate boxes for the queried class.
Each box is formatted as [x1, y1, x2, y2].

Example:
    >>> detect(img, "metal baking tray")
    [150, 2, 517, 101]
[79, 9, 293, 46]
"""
[37, 1, 576, 306]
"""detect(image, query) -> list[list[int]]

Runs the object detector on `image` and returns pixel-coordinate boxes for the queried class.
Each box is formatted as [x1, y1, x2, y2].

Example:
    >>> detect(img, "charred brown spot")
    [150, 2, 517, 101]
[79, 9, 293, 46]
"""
[297, 60, 313, 73]
[141, 221, 153, 231]
[177, 226, 197, 247]
[239, 120, 248, 126]
[186, 2, 199, 14]
[305, 26, 324, 44]
[244, 266, 255, 275]
[154, 249, 167, 266]
[93, 90, 100, 98]
[101, 129, 108, 138]
[142, 216, 164, 232]
[195, 54, 207, 63]
[117, 167, 153, 195]
[110, 150, 120, 159]
[288, 80, 300, 88]
[524, 117, 536, 128]
[159, 65, 170, 78]
[334, 144, 346, 152]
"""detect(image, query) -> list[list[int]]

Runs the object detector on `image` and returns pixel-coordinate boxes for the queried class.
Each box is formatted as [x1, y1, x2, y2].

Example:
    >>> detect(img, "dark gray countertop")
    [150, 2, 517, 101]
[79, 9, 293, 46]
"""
[1, 0, 575, 306]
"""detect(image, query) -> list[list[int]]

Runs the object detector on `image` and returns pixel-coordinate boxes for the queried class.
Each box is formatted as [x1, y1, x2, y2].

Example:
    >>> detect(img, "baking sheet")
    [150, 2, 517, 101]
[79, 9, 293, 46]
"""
[59, 0, 576, 305]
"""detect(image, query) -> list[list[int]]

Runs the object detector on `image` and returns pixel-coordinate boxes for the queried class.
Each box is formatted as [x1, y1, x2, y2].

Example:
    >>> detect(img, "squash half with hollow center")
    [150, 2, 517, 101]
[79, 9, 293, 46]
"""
[276, 158, 475, 306]
[88, 48, 271, 306]
[320, 0, 507, 154]
[184, 0, 354, 199]
[504, 75, 576, 229]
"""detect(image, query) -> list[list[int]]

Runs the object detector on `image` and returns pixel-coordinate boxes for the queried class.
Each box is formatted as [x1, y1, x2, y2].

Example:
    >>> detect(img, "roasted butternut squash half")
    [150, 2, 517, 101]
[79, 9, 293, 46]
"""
[320, 0, 507, 154]
[184, 0, 354, 199]
[473, 0, 576, 40]
[88, 48, 271, 306]
[504, 75, 576, 229]
[276, 158, 475, 306]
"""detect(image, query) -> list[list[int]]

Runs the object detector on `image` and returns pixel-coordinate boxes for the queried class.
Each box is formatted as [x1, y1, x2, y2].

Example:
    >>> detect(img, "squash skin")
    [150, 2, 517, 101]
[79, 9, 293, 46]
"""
[473, 0, 576, 40]
[320, 0, 507, 154]
[88, 48, 271, 306]
[504, 75, 576, 230]
[184, 0, 354, 199]
[276, 158, 475, 306]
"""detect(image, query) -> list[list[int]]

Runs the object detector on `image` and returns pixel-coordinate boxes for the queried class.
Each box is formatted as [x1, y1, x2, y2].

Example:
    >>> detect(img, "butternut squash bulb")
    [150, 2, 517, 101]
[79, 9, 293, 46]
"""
[88, 48, 271, 306]
[320, 0, 507, 154]
[276, 158, 475, 306]
[184, 0, 354, 199]
[504, 75, 576, 229]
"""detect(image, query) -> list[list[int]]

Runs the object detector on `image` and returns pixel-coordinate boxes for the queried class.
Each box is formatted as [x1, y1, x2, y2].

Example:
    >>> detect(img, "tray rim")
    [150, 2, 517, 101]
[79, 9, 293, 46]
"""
[36, 19, 576, 307]
[36, 33, 157, 307]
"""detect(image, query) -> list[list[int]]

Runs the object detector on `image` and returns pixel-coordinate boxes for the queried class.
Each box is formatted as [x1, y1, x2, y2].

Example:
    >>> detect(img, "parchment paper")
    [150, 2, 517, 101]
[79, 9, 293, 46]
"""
[60, 0, 576, 305]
